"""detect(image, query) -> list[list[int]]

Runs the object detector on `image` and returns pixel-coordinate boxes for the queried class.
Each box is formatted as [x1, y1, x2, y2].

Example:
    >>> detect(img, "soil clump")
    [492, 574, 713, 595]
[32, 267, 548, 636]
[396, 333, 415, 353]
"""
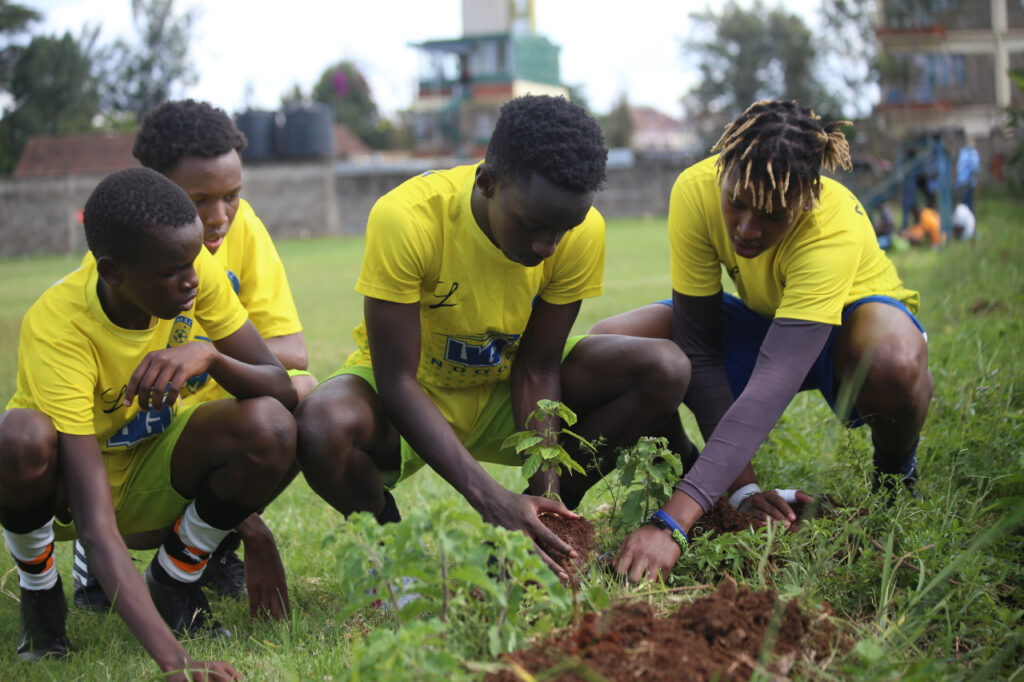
[489, 577, 840, 681]
[538, 512, 596, 583]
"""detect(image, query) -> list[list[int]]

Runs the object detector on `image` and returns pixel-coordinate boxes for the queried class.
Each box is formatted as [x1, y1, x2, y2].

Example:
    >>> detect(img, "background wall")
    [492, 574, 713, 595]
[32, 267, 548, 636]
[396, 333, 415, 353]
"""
[0, 156, 689, 256]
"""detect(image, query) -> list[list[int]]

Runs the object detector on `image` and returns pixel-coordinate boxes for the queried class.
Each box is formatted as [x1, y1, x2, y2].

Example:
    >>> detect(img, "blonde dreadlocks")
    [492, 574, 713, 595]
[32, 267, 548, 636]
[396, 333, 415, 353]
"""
[712, 100, 852, 216]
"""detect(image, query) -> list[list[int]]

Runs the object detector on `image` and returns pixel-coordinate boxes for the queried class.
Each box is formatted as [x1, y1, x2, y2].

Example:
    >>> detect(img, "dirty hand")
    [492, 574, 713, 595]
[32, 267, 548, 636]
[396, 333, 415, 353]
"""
[738, 489, 816, 527]
[480, 490, 579, 580]
[125, 343, 216, 411]
[612, 525, 681, 583]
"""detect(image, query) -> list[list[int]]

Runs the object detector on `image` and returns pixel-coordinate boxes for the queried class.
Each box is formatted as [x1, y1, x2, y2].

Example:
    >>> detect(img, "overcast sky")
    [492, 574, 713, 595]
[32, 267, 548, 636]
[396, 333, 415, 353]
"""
[28, 0, 716, 118]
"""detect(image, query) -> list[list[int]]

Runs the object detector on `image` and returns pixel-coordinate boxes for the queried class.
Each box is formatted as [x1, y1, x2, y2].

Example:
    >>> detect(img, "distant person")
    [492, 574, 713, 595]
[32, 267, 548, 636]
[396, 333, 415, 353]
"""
[589, 100, 932, 582]
[875, 203, 897, 250]
[0, 168, 295, 673]
[956, 138, 980, 212]
[72, 99, 317, 612]
[295, 95, 690, 579]
[903, 206, 944, 246]
[951, 202, 976, 241]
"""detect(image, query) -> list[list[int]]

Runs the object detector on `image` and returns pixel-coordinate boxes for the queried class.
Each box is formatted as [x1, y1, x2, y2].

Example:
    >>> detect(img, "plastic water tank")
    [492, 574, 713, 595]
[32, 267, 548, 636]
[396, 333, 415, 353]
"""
[282, 104, 334, 159]
[234, 110, 277, 162]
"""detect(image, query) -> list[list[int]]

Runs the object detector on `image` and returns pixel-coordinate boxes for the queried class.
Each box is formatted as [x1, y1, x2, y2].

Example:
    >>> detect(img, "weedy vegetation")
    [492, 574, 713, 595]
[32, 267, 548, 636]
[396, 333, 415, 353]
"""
[0, 192, 1021, 680]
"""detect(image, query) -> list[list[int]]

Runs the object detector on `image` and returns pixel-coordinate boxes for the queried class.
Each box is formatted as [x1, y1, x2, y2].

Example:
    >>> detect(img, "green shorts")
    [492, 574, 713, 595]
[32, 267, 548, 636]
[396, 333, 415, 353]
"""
[327, 335, 587, 488]
[54, 403, 200, 542]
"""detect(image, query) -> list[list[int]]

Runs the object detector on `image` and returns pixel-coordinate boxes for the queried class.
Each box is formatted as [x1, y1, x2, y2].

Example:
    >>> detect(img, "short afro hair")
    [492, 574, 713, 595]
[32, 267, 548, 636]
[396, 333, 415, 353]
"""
[133, 99, 247, 174]
[84, 167, 198, 263]
[485, 95, 607, 194]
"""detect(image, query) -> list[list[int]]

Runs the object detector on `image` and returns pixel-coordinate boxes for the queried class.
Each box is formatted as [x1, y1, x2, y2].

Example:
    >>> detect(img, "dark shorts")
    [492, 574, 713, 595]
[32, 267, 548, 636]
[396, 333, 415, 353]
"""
[659, 294, 926, 427]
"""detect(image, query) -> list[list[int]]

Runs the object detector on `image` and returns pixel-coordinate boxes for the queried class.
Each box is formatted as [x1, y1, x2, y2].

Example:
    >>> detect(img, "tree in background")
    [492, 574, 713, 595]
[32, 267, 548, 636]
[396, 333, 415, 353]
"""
[818, 0, 879, 119]
[99, 0, 197, 121]
[310, 60, 410, 150]
[0, 0, 40, 98]
[683, 0, 838, 149]
[0, 31, 99, 173]
[598, 93, 633, 149]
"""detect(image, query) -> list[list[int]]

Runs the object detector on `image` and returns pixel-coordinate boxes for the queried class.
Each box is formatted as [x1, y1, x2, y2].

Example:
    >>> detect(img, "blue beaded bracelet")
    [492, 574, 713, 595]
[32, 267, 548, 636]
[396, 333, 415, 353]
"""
[651, 509, 689, 547]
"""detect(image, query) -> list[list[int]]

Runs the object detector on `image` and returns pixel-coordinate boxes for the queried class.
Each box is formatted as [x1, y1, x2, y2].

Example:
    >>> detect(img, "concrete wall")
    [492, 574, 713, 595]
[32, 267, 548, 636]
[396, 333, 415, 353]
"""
[0, 156, 690, 257]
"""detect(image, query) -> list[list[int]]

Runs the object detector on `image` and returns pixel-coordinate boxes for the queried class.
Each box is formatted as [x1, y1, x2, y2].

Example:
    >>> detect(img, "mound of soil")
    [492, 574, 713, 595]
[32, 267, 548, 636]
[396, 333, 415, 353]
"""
[538, 512, 597, 583]
[489, 577, 840, 681]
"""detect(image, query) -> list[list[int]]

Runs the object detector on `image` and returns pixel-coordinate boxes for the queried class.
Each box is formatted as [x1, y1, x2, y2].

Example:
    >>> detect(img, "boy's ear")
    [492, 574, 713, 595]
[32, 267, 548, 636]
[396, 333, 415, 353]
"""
[475, 164, 497, 199]
[95, 255, 123, 288]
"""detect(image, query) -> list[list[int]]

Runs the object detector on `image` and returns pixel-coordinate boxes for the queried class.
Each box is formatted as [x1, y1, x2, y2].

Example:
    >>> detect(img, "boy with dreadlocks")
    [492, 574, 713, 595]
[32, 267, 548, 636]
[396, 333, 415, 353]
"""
[596, 100, 933, 582]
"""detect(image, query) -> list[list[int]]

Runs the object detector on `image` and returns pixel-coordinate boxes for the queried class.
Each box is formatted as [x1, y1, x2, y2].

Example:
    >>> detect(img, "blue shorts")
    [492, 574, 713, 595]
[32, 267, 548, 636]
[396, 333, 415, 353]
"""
[659, 294, 926, 427]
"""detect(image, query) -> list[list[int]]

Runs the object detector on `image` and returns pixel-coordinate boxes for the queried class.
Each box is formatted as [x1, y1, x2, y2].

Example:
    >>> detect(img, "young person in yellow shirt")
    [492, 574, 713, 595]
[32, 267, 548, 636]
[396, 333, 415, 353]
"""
[0, 168, 296, 675]
[296, 95, 691, 577]
[595, 100, 933, 582]
[74, 100, 314, 609]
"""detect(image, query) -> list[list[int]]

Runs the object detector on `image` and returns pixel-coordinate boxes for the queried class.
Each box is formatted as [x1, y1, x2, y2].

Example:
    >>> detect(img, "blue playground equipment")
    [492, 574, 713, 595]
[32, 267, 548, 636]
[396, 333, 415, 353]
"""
[857, 135, 954, 243]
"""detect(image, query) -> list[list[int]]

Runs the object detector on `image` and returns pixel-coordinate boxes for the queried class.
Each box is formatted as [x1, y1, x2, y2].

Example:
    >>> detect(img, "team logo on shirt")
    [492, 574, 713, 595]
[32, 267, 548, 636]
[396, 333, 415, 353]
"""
[106, 404, 175, 449]
[442, 332, 520, 367]
[169, 316, 193, 346]
[227, 270, 240, 294]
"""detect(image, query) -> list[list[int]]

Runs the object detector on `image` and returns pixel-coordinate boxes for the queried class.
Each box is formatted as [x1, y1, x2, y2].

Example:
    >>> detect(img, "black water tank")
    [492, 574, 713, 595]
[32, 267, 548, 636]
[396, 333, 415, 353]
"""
[281, 104, 334, 159]
[235, 110, 278, 162]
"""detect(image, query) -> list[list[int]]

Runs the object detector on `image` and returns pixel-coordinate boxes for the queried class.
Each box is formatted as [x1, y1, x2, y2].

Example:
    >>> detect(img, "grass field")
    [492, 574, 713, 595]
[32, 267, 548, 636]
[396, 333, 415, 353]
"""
[0, 194, 1022, 680]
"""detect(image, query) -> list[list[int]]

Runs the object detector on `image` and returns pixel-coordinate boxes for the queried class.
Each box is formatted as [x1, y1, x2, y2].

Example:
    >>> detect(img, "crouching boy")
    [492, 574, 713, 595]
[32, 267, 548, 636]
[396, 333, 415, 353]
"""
[0, 168, 296, 679]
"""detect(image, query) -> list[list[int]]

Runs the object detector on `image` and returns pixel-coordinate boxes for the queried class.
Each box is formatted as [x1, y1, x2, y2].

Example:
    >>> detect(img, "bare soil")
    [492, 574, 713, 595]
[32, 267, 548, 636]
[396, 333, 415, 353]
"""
[692, 496, 846, 538]
[538, 512, 597, 583]
[489, 577, 843, 681]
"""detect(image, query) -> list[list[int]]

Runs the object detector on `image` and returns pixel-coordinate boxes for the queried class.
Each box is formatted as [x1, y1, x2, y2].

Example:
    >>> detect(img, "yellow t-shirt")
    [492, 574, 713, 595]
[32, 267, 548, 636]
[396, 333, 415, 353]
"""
[669, 155, 919, 325]
[182, 199, 303, 403]
[7, 248, 248, 498]
[346, 163, 605, 438]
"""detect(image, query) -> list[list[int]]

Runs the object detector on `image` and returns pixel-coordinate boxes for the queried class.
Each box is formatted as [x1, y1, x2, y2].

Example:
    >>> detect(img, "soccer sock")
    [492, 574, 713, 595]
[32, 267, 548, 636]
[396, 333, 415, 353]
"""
[873, 436, 919, 480]
[3, 518, 58, 591]
[72, 539, 100, 592]
[156, 480, 253, 584]
[375, 490, 401, 525]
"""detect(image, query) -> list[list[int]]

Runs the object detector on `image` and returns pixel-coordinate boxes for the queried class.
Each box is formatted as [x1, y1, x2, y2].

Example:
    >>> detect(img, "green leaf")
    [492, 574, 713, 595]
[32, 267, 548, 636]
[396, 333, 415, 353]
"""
[522, 453, 542, 480]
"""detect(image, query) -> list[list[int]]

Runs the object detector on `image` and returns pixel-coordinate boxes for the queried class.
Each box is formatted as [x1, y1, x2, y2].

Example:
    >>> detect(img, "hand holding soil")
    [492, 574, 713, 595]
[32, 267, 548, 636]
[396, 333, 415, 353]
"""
[479, 490, 580, 580]
[612, 524, 682, 583]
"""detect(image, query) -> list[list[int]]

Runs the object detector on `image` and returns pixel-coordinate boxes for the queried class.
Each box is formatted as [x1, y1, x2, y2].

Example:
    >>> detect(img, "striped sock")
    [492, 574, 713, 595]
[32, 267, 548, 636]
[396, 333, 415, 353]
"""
[4, 518, 59, 591]
[156, 503, 231, 584]
[71, 539, 99, 591]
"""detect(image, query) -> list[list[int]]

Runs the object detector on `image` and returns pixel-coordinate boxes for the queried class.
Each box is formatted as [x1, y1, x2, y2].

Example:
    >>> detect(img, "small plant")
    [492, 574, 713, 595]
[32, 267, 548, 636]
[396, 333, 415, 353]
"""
[610, 436, 683, 533]
[501, 399, 595, 486]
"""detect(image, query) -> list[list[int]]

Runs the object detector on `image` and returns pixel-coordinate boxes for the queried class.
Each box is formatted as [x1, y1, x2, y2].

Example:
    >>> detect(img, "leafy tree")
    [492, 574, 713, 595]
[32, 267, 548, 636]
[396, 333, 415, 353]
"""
[818, 0, 879, 118]
[0, 31, 99, 173]
[598, 92, 633, 149]
[0, 0, 41, 97]
[311, 60, 391, 148]
[683, 0, 837, 148]
[99, 0, 197, 120]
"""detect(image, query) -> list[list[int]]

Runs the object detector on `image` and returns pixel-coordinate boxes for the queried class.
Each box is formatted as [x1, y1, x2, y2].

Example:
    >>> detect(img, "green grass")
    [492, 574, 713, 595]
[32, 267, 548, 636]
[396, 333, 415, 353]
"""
[1, 198, 1022, 680]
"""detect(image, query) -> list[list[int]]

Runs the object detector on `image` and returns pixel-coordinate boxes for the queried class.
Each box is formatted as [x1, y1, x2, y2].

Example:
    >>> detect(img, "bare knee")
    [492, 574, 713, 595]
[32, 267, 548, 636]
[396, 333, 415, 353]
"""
[234, 397, 296, 478]
[859, 336, 931, 415]
[636, 339, 691, 407]
[295, 383, 377, 470]
[0, 409, 59, 504]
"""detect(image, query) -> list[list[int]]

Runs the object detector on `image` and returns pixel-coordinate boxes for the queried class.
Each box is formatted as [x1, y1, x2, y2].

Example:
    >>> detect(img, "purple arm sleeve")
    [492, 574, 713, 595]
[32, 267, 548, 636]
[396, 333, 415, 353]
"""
[672, 291, 834, 511]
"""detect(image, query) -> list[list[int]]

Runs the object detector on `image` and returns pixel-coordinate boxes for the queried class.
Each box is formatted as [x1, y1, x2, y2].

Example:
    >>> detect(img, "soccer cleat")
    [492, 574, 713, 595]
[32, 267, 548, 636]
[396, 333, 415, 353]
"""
[871, 458, 921, 503]
[198, 532, 246, 599]
[144, 561, 230, 638]
[16, 575, 71, 662]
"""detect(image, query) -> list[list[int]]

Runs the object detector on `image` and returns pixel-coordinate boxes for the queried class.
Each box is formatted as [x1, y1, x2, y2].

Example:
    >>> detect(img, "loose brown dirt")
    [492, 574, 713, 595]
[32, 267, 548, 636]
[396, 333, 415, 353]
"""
[489, 577, 843, 681]
[538, 512, 597, 583]
[692, 496, 846, 538]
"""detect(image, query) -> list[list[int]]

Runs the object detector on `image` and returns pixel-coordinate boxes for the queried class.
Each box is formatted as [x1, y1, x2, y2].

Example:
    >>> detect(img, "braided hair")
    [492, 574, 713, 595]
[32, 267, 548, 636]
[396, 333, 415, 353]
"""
[712, 100, 852, 215]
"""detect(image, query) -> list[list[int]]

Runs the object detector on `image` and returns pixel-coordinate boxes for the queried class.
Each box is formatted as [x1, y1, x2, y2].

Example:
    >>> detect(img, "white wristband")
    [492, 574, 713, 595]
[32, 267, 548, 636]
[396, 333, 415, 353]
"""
[728, 483, 762, 508]
[774, 488, 799, 504]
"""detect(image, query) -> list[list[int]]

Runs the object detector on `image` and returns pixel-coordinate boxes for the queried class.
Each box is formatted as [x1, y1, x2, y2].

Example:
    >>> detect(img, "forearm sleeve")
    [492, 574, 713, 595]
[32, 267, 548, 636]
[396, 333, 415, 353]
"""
[672, 291, 734, 441]
[675, 316, 833, 511]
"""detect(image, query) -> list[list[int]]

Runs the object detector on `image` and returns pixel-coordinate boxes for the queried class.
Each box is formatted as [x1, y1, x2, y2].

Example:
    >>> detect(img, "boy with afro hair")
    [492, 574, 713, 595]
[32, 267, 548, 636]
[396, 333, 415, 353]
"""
[296, 95, 691, 577]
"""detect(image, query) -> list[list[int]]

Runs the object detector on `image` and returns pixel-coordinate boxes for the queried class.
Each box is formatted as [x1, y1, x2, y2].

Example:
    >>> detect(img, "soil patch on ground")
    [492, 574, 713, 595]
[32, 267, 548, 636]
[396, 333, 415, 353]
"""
[489, 577, 842, 681]
[538, 512, 597, 583]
